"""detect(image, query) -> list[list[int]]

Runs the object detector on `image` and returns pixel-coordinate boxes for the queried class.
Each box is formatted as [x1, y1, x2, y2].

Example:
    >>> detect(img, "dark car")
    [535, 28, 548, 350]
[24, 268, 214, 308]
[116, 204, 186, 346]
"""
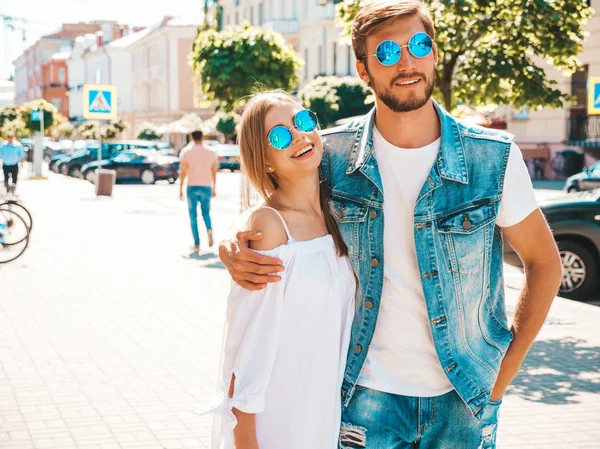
[81, 149, 180, 185]
[61, 142, 135, 177]
[50, 152, 75, 172]
[564, 161, 600, 193]
[504, 189, 600, 300]
[212, 144, 240, 171]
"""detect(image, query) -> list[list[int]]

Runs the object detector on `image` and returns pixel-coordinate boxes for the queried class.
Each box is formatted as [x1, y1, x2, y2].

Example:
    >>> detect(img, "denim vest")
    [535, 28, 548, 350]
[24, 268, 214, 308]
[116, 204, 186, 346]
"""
[320, 101, 514, 420]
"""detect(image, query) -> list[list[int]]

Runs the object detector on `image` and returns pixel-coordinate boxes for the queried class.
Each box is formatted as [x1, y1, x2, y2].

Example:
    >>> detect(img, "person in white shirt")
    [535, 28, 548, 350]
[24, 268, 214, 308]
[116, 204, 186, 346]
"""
[199, 91, 356, 449]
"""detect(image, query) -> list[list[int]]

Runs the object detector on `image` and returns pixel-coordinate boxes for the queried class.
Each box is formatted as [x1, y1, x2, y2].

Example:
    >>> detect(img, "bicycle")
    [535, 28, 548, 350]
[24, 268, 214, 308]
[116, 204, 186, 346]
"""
[0, 206, 30, 263]
[0, 182, 33, 238]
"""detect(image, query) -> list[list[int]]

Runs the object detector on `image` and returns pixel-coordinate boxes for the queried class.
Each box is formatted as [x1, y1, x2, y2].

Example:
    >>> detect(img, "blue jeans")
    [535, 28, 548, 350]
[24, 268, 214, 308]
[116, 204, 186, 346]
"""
[187, 186, 212, 246]
[340, 387, 501, 449]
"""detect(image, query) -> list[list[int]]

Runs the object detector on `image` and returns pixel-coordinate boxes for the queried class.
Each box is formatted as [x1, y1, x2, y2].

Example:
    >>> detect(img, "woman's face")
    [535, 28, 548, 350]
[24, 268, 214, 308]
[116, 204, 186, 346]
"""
[263, 102, 323, 183]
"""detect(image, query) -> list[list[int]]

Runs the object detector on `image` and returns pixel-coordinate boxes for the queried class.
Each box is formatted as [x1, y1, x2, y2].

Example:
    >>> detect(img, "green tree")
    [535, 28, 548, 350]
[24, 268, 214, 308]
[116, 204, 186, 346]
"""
[137, 123, 162, 141]
[22, 99, 58, 134]
[0, 106, 21, 130]
[78, 122, 99, 140]
[334, 0, 592, 111]
[299, 76, 374, 128]
[103, 119, 128, 140]
[216, 111, 240, 140]
[190, 23, 303, 111]
[1, 117, 30, 139]
[54, 122, 76, 139]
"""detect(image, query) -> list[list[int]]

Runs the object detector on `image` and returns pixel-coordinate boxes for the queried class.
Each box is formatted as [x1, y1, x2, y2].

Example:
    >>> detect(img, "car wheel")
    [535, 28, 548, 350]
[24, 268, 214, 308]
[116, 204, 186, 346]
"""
[85, 170, 96, 183]
[557, 240, 598, 300]
[567, 186, 579, 193]
[69, 166, 82, 178]
[168, 178, 176, 184]
[141, 169, 156, 185]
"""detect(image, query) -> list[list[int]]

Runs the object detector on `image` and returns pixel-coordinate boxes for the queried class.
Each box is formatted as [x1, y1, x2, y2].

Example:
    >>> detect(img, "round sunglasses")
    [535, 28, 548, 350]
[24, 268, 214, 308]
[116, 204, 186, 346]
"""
[363, 32, 433, 66]
[267, 109, 319, 150]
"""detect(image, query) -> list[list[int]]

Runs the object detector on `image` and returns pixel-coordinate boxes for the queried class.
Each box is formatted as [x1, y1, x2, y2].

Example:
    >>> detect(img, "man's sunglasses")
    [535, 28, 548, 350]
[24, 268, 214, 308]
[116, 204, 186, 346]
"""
[267, 109, 319, 150]
[362, 32, 434, 66]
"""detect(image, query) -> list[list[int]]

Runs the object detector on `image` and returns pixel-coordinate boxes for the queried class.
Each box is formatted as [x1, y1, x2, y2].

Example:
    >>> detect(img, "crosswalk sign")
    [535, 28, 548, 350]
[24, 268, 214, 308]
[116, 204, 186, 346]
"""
[588, 78, 600, 115]
[83, 84, 117, 120]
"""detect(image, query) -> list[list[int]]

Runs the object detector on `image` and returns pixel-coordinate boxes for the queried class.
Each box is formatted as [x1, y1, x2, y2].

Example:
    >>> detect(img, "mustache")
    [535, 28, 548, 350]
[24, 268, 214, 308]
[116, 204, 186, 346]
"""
[391, 73, 425, 85]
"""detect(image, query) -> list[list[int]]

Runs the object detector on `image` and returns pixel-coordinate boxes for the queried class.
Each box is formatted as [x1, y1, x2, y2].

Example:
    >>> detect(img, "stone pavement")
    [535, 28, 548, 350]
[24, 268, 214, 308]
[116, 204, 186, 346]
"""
[0, 171, 599, 449]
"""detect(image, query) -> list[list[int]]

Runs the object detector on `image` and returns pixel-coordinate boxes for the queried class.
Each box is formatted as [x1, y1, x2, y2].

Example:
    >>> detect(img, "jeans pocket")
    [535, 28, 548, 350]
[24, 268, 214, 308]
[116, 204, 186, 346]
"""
[479, 399, 502, 449]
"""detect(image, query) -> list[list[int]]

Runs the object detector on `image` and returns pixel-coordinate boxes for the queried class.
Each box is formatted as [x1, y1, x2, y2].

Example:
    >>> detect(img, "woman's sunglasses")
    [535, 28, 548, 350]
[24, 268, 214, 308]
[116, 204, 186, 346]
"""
[267, 109, 319, 150]
[362, 32, 434, 66]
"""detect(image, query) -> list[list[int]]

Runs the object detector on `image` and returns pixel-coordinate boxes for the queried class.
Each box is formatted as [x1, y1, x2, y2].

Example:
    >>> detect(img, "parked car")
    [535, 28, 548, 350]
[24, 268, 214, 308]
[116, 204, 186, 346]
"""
[212, 143, 241, 171]
[61, 142, 129, 178]
[564, 161, 600, 192]
[504, 189, 600, 300]
[81, 149, 180, 185]
[50, 151, 78, 172]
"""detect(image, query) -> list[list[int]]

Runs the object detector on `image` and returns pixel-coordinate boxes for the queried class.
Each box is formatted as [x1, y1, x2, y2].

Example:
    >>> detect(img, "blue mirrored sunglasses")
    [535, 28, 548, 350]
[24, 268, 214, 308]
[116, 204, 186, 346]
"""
[363, 32, 433, 66]
[267, 109, 319, 150]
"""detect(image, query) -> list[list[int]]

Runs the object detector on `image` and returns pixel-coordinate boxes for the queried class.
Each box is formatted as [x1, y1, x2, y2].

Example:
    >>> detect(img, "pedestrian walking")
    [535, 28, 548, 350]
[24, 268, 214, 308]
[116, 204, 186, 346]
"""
[218, 1, 563, 448]
[200, 91, 355, 449]
[179, 130, 218, 252]
[0, 132, 26, 192]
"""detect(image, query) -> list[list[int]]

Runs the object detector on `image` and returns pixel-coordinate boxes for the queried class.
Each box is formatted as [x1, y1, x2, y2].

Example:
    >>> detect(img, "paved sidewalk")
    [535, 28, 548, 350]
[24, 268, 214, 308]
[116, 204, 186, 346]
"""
[0, 173, 599, 449]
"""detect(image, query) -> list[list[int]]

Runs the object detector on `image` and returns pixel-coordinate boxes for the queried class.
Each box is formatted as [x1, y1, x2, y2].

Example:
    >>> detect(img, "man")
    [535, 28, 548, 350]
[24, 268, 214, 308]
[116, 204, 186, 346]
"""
[218, 1, 562, 447]
[179, 130, 218, 252]
[0, 132, 26, 191]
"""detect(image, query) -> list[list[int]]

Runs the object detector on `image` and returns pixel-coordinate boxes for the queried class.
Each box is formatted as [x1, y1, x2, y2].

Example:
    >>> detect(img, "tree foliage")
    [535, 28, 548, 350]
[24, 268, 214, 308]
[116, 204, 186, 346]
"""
[137, 123, 163, 141]
[190, 23, 303, 111]
[22, 99, 58, 133]
[299, 76, 374, 128]
[216, 111, 240, 138]
[335, 0, 592, 111]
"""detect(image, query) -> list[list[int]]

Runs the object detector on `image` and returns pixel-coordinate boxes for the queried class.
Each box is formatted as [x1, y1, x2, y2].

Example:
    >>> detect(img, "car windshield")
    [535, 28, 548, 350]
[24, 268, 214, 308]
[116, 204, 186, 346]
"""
[71, 149, 88, 157]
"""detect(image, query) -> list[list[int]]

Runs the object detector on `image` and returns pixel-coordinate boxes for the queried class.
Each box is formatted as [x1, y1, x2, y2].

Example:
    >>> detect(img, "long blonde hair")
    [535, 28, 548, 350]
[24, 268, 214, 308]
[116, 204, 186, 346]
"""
[238, 90, 348, 257]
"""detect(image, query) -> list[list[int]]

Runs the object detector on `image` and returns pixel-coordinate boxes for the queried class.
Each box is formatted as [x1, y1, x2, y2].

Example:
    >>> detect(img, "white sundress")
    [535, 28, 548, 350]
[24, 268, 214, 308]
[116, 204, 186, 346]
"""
[200, 206, 356, 449]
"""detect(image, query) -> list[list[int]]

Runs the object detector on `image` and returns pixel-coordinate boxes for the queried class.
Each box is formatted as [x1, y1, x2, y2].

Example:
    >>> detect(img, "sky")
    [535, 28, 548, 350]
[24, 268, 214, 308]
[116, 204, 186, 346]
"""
[0, 0, 203, 80]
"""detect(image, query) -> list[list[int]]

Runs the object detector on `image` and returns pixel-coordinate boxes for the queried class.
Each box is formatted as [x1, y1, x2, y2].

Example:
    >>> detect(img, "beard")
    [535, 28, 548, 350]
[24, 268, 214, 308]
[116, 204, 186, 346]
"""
[368, 68, 436, 113]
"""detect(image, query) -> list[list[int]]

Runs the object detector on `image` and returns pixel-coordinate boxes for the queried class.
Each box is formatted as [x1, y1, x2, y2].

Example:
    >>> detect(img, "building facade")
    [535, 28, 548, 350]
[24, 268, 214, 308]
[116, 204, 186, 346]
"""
[13, 22, 127, 110]
[0, 80, 16, 108]
[40, 53, 69, 117]
[127, 13, 213, 144]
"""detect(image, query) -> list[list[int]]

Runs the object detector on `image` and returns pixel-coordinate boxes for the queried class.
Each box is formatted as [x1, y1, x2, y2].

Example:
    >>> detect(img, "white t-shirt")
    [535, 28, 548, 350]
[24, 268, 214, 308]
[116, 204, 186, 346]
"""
[356, 127, 538, 397]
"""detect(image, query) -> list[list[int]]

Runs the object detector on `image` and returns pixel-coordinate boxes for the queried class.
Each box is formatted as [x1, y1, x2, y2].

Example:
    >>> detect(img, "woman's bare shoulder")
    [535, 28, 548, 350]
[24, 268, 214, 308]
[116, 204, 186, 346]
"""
[247, 208, 289, 251]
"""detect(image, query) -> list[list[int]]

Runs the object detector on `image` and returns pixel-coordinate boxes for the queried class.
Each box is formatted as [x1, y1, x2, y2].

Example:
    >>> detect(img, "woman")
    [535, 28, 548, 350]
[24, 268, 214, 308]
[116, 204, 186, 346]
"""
[203, 91, 356, 449]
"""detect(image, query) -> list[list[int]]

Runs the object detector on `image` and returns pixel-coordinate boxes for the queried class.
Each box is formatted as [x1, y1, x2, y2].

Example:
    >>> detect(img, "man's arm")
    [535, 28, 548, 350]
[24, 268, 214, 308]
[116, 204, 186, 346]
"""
[211, 155, 218, 197]
[491, 209, 562, 400]
[179, 158, 188, 199]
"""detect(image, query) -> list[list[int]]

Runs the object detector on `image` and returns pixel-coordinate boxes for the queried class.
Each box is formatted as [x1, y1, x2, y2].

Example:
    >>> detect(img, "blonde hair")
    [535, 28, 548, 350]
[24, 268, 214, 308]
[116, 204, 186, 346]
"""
[352, 0, 435, 63]
[238, 90, 348, 257]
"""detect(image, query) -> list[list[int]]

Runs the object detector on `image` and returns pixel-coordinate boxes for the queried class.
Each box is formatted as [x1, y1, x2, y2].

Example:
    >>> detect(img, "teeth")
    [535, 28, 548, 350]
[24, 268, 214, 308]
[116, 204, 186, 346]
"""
[399, 79, 419, 85]
[292, 144, 313, 158]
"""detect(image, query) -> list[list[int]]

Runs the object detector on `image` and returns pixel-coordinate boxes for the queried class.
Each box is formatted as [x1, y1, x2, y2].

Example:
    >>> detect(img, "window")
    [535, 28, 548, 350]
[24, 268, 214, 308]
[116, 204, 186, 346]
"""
[304, 48, 309, 80]
[58, 68, 65, 83]
[235, 11, 239, 24]
[259, 3, 264, 25]
[571, 65, 588, 108]
[347, 46, 352, 75]
[250, 6, 254, 25]
[318, 45, 322, 75]
[51, 98, 61, 111]
[332, 43, 337, 76]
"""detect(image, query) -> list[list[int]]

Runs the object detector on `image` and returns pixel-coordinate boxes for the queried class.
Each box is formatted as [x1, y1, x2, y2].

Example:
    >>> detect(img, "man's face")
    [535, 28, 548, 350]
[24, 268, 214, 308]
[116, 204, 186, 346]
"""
[356, 15, 437, 113]
[7, 136, 14, 144]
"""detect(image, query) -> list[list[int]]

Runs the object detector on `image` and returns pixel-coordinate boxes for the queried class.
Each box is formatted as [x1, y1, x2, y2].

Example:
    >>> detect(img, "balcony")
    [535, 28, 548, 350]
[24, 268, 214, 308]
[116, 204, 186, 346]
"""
[263, 19, 299, 35]
[566, 112, 600, 148]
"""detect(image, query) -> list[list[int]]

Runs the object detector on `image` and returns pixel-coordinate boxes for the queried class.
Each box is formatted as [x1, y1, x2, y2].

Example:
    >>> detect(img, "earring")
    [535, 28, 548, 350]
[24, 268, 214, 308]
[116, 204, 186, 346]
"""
[266, 166, 274, 173]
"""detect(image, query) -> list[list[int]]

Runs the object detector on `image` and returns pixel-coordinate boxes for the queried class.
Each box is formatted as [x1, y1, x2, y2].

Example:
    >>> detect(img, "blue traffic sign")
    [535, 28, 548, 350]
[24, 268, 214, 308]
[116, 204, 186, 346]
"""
[31, 111, 41, 122]
[83, 84, 117, 119]
[588, 78, 600, 115]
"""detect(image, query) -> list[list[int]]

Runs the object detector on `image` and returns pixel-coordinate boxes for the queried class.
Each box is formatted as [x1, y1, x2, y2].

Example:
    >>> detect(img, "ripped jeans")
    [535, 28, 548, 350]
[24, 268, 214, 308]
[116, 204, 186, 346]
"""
[340, 386, 501, 449]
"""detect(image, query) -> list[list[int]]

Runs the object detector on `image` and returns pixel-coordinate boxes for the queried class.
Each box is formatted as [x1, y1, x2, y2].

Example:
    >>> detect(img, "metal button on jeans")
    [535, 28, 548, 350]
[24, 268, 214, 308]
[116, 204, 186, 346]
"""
[365, 300, 374, 309]
[370, 258, 379, 267]
[369, 210, 377, 219]
[354, 345, 362, 354]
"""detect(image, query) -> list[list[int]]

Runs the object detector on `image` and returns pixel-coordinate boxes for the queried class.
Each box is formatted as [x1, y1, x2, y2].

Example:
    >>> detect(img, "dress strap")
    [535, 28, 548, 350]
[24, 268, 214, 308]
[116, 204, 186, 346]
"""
[260, 206, 295, 242]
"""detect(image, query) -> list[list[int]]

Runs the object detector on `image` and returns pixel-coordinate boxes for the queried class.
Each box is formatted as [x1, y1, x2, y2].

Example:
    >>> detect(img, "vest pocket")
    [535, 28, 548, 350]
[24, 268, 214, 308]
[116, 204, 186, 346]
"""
[437, 201, 497, 275]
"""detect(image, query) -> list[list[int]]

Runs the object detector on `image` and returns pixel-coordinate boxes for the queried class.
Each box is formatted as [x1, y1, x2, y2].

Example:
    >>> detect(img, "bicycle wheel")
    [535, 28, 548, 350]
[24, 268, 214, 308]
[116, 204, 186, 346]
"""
[0, 208, 29, 263]
[0, 200, 33, 233]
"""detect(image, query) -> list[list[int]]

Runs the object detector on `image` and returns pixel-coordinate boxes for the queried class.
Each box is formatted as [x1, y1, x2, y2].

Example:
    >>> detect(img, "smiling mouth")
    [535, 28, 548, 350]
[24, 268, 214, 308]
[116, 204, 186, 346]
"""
[395, 79, 421, 86]
[291, 144, 314, 159]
